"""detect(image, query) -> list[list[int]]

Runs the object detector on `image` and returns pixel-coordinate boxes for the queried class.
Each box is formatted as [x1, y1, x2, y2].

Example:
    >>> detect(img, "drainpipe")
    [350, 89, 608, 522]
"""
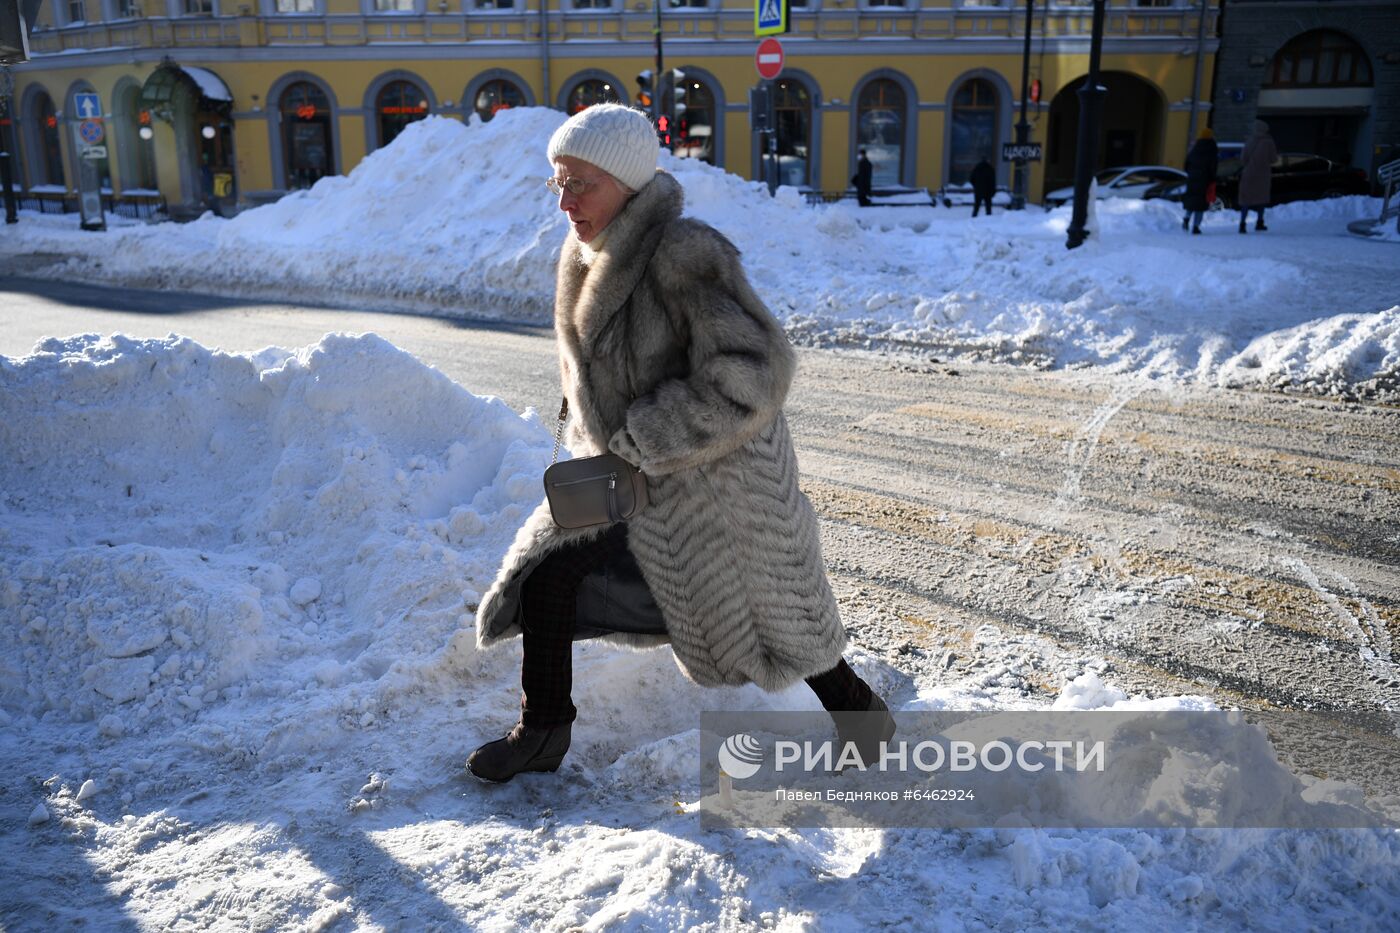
[539, 0, 551, 109]
[1186, 0, 1209, 154]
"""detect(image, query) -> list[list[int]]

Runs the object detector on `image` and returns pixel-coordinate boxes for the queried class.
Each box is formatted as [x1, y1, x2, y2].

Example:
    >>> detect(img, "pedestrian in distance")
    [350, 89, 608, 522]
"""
[467, 104, 896, 784]
[1182, 127, 1218, 235]
[1238, 119, 1277, 234]
[852, 148, 874, 207]
[970, 156, 996, 218]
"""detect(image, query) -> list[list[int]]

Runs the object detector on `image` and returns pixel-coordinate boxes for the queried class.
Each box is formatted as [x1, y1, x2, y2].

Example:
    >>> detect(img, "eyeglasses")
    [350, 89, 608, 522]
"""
[546, 174, 600, 197]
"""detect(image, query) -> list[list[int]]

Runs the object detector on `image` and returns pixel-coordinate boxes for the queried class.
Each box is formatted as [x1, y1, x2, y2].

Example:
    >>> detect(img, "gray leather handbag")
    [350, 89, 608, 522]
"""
[543, 398, 648, 529]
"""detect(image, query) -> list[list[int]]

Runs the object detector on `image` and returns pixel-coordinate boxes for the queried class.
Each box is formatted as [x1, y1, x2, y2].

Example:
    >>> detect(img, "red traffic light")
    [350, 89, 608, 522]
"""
[657, 115, 669, 132]
[1030, 79, 1041, 104]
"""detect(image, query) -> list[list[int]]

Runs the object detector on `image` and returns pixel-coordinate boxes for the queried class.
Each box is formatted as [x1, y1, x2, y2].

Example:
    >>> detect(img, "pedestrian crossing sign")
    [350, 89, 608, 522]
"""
[755, 0, 786, 37]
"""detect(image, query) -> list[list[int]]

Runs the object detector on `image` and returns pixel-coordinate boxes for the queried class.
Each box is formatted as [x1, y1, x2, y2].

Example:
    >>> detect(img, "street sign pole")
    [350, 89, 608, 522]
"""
[753, 36, 784, 197]
[71, 92, 107, 232]
[765, 81, 777, 197]
[1011, 0, 1035, 210]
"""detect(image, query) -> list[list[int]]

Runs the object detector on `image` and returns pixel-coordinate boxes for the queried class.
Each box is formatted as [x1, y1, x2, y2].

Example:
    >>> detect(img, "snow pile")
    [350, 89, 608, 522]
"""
[2, 108, 1398, 397]
[3, 112, 571, 319]
[2, 335, 1397, 929]
[0, 332, 549, 737]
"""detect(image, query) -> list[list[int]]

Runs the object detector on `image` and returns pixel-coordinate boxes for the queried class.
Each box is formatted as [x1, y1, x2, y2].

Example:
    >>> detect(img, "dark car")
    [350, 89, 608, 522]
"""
[1215, 153, 1369, 209]
[1143, 178, 1188, 204]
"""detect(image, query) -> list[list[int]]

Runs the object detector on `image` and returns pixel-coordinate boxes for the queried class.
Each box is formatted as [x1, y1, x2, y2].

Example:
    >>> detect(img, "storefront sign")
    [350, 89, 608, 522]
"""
[1001, 142, 1042, 162]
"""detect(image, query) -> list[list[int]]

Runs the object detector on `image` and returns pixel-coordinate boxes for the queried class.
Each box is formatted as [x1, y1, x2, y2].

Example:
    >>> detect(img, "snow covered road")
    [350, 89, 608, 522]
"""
[4, 281, 1395, 720]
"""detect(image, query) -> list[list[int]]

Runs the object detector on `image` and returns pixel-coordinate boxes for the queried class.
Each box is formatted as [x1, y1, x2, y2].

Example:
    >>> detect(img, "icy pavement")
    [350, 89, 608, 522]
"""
[2, 334, 1397, 930]
[0, 109, 1396, 400]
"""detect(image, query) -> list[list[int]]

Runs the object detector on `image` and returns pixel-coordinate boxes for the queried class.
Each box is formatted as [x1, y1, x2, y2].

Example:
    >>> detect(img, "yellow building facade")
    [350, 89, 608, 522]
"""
[7, 1, 1219, 215]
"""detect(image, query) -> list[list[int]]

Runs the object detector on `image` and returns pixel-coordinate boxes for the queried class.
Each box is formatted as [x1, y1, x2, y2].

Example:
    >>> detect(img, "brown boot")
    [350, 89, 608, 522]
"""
[467, 720, 571, 783]
[832, 693, 897, 770]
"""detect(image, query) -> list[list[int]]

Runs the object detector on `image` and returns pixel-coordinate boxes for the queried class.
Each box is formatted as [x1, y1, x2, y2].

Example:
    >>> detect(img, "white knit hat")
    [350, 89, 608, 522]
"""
[547, 103, 659, 193]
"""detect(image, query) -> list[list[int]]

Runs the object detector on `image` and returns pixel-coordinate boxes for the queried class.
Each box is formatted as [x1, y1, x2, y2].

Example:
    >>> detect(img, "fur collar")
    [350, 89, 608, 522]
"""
[556, 171, 684, 359]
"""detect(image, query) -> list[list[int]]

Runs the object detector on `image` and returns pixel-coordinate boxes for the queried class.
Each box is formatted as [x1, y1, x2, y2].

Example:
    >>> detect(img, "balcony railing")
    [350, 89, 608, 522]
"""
[26, 4, 1217, 54]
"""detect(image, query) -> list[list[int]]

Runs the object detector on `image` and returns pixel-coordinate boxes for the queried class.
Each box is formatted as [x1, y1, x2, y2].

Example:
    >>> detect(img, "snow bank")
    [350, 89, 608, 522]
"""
[2, 109, 1397, 398]
[2, 336, 1396, 929]
[2, 112, 569, 320]
[0, 332, 550, 736]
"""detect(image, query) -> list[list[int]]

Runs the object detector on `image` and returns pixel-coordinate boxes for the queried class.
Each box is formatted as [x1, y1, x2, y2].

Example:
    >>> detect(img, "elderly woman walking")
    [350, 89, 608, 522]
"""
[1238, 119, 1277, 233]
[468, 104, 895, 783]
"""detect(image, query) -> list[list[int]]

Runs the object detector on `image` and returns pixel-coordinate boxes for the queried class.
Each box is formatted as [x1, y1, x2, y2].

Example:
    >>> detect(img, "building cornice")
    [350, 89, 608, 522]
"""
[15, 35, 1220, 72]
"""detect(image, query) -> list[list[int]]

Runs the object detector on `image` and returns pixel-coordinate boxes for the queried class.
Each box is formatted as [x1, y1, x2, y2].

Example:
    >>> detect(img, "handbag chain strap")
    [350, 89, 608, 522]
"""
[550, 397, 568, 465]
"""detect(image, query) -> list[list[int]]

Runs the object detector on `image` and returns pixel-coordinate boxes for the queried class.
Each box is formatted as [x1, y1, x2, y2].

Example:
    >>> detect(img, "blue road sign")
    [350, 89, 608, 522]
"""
[79, 119, 104, 145]
[755, 0, 785, 37]
[74, 92, 101, 119]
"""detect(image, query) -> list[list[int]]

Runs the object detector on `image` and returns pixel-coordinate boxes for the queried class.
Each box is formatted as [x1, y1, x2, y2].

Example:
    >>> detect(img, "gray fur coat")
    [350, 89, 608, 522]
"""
[475, 170, 848, 691]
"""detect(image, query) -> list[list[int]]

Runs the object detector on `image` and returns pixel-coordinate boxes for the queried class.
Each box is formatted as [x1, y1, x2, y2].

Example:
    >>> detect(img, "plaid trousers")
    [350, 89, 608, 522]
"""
[518, 524, 873, 728]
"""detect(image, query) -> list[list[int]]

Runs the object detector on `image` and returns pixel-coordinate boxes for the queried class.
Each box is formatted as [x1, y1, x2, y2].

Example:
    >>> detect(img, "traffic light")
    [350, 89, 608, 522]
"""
[635, 70, 654, 111]
[657, 115, 670, 147]
[669, 69, 688, 125]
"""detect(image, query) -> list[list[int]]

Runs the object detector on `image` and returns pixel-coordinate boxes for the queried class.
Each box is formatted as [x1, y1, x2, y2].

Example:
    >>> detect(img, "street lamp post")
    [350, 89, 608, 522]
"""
[1011, 0, 1035, 211]
[652, 0, 664, 124]
[0, 66, 17, 225]
[1066, 0, 1107, 250]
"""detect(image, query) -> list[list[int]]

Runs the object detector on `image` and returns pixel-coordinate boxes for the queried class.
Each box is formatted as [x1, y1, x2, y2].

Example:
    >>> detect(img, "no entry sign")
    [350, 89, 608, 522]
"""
[755, 37, 784, 81]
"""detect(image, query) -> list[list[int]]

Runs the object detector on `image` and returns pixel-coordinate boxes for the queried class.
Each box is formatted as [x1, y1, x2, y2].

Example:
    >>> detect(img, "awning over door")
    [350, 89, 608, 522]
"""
[140, 60, 234, 123]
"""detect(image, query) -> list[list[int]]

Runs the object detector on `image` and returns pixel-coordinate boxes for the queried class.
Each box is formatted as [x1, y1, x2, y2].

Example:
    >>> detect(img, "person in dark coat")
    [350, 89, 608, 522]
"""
[970, 157, 996, 217]
[1238, 119, 1277, 233]
[852, 149, 873, 207]
[467, 104, 896, 784]
[1181, 127, 1218, 235]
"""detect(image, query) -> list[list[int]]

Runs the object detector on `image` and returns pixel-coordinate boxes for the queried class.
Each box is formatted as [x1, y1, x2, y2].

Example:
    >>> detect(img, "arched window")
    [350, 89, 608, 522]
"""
[949, 78, 998, 186]
[856, 78, 905, 187]
[376, 80, 429, 148]
[279, 81, 333, 189]
[35, 92, 66, 188]
[1267, 30, 1373, 88]
[565, 79, 619, 115]
[473, 78, 525, 123]
[773, 79, 811, 187]
[668, 75, 715, 164]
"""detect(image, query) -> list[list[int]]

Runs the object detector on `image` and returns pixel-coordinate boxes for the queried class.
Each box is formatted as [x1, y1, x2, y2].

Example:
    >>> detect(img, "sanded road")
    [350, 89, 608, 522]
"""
[3, 271, 1397, 724]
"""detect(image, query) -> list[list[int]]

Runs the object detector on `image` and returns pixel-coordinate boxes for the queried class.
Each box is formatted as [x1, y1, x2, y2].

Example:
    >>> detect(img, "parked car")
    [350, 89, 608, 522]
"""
[1142, 178, 1188, 205]
[938, 183, 1013, 208]
[1042, 165, 1187, 208]
[1214, 153, 1370, 209]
